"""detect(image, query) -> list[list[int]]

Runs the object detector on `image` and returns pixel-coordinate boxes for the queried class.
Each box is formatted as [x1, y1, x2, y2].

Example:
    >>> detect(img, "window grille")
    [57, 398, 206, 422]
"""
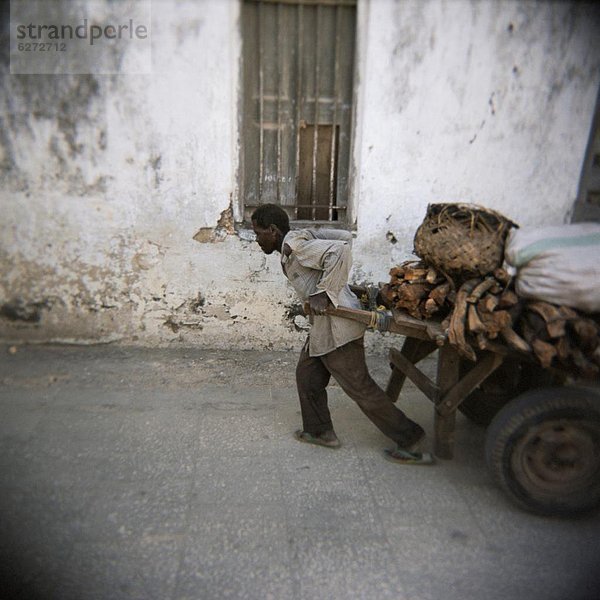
[241, 0, 357, 223]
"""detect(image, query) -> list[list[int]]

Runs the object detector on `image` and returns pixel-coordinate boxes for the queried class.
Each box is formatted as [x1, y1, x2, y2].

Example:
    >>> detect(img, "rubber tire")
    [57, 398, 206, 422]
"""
[485, 386, 600, 516]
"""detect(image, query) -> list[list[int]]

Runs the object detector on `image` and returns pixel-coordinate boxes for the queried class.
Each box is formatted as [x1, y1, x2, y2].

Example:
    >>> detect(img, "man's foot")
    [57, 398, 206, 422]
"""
[294, 429, 341, 449]
[384, 447, 434, 465]
[400, 426, 426, 453]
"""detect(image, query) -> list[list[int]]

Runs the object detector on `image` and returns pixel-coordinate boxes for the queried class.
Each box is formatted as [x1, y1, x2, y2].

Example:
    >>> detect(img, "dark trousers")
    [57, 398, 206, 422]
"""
[296, 337, 424, 447]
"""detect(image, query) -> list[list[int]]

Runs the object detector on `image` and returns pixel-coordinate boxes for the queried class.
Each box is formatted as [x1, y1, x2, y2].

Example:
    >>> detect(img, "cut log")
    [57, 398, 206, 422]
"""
[423, 298, 439, 318]
[493, 267, 511, 285]
[531, 339, 557, 369]
[500, 327, 532, 354]
[478, 310, 512, 336]
[430, 282, 451, 306]
[389, 266, 406, 279]
[403, 267, 429, 282]
[570, 319, 599, 353]
[555, 336, 571, 361]
[498, 289, 519, 309]
[379, 284, 396, 309]
[394, 284, 430, 318]
[396, 282, 430, 304]
[489, 281, 503, 295]
[475, 332, 488, 350]
[528, 301, 562, 321]
[558, 305, 578, 320]
[466, 277, 497, 304]
[480, 294, 500, 313]
[547, 319, 567, 339]
[426, 267, 438, 284]
[467, 304, 487, 333]
[523, 311, 551, 342]
[528, 302, 566, 339]
[448, 278, 479, 361]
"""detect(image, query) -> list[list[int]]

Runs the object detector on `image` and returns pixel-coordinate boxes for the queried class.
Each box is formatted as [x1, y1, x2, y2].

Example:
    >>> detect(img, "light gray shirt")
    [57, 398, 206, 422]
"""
[281, 229, 366, 356]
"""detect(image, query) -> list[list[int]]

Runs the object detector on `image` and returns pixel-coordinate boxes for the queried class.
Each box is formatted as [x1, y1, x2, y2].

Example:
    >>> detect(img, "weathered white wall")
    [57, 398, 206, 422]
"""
[1, 0, 599, 350]
[352, 0, 600, 283]
[0, 0, 293, 349]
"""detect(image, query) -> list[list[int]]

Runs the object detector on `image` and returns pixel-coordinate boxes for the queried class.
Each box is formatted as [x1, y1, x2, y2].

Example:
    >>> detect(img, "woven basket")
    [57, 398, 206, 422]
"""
[413, 203, 518, 278]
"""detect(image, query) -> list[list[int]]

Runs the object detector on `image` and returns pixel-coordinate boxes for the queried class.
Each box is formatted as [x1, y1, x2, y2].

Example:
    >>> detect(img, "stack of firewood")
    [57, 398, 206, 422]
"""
[381, 261, 455, 320]
[445, 269, 522, 362]
[517, 301, 599, 378]
[391, 203, 600, 378]
[446, 272, 599, 377]
[383, 262, 599, 378]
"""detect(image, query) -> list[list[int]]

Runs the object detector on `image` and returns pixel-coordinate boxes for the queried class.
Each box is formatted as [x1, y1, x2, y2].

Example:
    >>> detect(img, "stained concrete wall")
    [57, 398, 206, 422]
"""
[352, 0, 600, 283]
[1, 0, 599, 350]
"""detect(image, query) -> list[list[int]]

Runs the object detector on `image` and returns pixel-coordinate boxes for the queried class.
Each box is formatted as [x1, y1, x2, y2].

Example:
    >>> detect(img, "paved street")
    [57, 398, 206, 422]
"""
[1, 344, 598, 600]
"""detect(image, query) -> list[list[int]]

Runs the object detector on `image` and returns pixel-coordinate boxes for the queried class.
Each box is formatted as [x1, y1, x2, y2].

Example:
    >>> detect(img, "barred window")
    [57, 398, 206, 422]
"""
[241, 0, 357, 224]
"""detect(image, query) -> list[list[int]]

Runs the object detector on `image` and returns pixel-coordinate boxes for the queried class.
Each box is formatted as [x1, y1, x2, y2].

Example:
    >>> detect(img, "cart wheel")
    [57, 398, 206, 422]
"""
[485, 386, 600, 516]
[459, 359, 555, 427]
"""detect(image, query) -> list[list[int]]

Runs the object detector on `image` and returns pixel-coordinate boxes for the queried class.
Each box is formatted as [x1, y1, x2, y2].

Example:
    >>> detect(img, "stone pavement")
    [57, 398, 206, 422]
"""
[0, 344, 598, 600]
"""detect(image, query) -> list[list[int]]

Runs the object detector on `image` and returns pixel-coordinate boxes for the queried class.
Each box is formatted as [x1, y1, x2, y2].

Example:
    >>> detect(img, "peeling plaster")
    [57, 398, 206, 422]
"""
[193, 203, 236, 243]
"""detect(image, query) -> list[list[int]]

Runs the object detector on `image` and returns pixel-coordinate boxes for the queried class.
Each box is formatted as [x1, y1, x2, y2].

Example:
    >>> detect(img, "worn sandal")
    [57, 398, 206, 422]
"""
[384, 448, 434, 465]
[294, 430, 341, 449]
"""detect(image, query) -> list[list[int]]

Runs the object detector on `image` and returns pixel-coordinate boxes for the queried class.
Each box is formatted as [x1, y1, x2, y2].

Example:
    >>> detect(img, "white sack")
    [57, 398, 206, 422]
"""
[504, 223, 600, 313]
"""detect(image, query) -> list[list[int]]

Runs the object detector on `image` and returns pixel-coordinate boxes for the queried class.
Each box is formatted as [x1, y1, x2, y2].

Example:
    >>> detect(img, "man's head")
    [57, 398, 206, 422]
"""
[251, 204, 290, 254]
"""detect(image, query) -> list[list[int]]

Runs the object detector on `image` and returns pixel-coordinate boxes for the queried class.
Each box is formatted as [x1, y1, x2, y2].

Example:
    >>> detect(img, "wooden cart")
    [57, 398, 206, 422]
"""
[325, 302, 600, 517]
[327, 304, 506, 459]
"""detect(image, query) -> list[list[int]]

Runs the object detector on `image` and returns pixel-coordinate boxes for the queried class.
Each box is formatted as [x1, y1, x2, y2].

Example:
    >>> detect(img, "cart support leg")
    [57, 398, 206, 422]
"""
[434, 345, 460, 459]
[386, 338, 437, 402]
